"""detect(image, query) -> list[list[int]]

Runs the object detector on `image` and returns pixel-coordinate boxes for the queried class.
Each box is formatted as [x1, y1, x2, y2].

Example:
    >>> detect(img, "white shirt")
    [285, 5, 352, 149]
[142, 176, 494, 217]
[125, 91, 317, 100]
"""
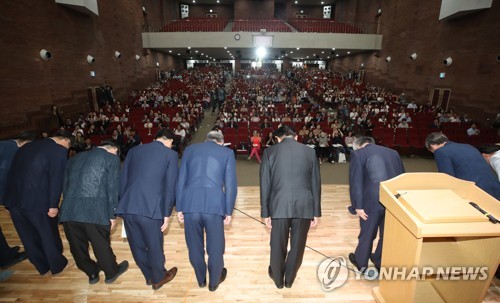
[490, 151, 500, 181]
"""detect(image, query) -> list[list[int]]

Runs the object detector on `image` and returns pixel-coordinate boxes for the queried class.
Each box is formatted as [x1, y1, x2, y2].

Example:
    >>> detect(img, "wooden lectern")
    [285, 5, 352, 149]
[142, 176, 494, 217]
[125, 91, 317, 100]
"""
[373, 173, 500, 303]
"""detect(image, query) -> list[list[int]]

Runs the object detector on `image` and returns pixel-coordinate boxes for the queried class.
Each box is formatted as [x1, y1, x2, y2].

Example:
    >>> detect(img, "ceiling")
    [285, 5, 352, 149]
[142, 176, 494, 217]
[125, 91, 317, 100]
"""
[156, 46, 366, 62]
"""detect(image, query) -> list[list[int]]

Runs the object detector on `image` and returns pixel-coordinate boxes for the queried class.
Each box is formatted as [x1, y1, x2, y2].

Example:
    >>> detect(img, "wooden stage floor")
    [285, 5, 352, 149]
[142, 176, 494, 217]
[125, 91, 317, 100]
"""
[0, 185, 498, 302]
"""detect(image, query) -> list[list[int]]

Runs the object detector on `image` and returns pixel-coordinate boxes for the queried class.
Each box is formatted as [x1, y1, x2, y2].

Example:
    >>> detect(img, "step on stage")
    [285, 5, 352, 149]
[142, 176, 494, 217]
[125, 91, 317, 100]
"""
[0, 185, 498, 302]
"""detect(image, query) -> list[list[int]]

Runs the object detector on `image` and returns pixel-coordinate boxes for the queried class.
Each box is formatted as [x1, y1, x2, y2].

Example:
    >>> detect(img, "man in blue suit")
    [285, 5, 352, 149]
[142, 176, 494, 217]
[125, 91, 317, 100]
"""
[348, 136, 405, 272]
[176, 131, 237, 292]
[4, 130, 72, 275]
[426, 132, 500, 200]
[116, 128, 178, 290]
[0, 132, 34, 269]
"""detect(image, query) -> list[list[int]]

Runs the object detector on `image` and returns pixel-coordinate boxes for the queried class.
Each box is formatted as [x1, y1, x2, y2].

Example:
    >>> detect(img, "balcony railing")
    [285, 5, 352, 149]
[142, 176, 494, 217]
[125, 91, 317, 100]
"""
[143, 19, 378, 35]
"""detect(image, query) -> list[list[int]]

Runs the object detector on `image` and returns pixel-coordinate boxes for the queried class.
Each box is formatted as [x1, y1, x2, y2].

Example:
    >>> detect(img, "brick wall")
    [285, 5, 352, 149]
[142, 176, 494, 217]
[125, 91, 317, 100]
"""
[331, 0, 500, 120]
[0, 0, 181, 138]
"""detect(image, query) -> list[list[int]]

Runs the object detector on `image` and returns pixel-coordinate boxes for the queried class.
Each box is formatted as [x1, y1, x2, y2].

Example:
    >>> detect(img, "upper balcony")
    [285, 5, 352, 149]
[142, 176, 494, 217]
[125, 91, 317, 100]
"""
[142, 18, 382, 61]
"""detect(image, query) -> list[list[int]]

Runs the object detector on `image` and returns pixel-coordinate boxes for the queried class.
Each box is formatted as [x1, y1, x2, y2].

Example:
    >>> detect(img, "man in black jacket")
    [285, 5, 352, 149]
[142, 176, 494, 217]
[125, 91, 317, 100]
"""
[260, 125, 321, 289]
[59, 141, 128, 284]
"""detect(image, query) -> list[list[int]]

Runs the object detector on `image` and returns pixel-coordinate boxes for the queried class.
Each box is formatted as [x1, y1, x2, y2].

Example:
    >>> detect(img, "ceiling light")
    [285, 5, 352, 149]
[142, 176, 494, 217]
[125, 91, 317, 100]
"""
[347, 51, 351, 54]
[321, 1, 324, 4]
[297, 47, 300, 50]
[195, 50, 198, 53]
[332, 48, 336, 50]
[290, 51, 293, 54]
[295, 1, 298, 3]
[224, 46, 227, 49]
[169, 50, 172, 53]
[321, 51, 324, 54]
[336, 54, 339, 57]
[256, 47, 267, 58]
[177, 53, 180, 56]
[187, 46, 191, 49]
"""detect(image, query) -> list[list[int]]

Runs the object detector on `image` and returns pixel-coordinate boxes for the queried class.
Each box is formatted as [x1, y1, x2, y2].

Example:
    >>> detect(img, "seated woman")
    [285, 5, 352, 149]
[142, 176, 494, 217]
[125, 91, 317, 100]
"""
[248, 130, 262, 163]
[265, 131, 276, 148]
[344, 130, 355, 155]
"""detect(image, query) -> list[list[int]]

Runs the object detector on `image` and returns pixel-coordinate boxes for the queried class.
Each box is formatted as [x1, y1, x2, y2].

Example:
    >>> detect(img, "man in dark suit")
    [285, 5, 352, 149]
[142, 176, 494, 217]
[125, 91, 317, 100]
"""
[0, 132, 34, 269]
[116, 128, 178, 290]
[176, 131, 237, 292]
[59, 141, 128, 285]
[4, 130, 72, 275]
[348, 136, 405, 272]
[260, 125, 321, 289]
[425, 132, 500, 200]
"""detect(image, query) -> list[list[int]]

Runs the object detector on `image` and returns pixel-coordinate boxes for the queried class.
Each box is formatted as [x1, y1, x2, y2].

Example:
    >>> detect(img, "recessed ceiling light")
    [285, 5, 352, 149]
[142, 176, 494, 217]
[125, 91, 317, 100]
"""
[192, 0, 195, 3]
[327, 56, 330, 59]
[177, 53, 180, 56]
[169, 50, 172, 53]
[297, 47, 300, 50]
[332, 48, 336, 50]
[224, 46, 227, 49]
[321, 51, 324, 54]
[187, 46, 191, 49]
[321, 1, 324, 4]
[195, 50, 198, 53]
[347, 51, 351, 54]
[201, 53, 204, 55]
[217, 0, 220, 3]
[295, 1, 298, 4]
[290, 51, 293, 53]
[336, 54, 339, 57]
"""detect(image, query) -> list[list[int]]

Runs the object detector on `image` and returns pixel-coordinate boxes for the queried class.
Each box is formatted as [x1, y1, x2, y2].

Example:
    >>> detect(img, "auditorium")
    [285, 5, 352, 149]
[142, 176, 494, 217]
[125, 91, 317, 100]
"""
[0, 0, 499, 302]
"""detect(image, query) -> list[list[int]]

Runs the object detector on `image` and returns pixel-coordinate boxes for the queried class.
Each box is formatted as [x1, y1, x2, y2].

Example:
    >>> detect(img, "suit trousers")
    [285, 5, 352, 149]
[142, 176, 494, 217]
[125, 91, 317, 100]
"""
[270, 218, 310, 286]
[0, 225, 18, 265]
[354, 209, 385, 269]
[62, 221, 119, 279]
[9, 207, 67, 275]
[184, 213, 225, 287]
[122, 214, 166, 284]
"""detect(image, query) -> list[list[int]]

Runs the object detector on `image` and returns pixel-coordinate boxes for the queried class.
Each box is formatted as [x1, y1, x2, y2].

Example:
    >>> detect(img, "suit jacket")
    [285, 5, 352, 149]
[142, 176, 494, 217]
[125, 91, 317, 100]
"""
[349, 144, 405, 214]
[434, 142, 500, 199]
[116, 141, 178, 219]
[4, 138, 68, 213]
[176, 141, 237, 217]
[260, 138, 321, 219]
[0, 140, 18, 202]
[60, 148, 120, 225]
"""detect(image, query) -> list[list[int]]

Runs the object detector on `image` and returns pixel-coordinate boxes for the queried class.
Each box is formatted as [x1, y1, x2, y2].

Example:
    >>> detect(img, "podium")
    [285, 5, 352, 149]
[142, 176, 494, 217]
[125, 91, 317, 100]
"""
[373, 173, 500, 303]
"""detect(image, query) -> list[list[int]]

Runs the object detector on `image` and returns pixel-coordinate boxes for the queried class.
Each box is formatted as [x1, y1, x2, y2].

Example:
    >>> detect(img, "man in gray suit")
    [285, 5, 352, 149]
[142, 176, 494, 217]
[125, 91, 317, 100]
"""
[260, 125, 321, 289]
[59, 141, 128, 285]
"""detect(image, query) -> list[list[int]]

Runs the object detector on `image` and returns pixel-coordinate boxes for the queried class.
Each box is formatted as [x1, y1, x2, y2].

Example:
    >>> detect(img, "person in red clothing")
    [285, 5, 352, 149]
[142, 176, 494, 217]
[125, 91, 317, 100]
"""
[248, 131, 262, 163]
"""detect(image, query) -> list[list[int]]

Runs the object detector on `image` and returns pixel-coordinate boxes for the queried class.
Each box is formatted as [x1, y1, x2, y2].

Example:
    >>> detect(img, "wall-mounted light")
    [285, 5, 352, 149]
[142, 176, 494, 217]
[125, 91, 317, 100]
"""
[135, 55, 141, 61]
[385, 56, 392, 62]
[376, 8, 382, 16]
[156, 62, 160, 67]
[142, 6, 147, 14]
[444, 57, 453, 66]
[40, 49, 52, 61]
[87, 55, 95, 64]
[114, 51, 121, 59]
[410, 53, 417, 60]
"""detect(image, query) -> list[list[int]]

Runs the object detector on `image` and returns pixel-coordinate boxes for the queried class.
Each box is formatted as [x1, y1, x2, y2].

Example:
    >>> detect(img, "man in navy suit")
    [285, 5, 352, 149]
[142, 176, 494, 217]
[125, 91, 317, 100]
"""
[116, 128, 178, 290]
[176, 131, 237, 292]
[0, 132, 34, 269]
[425, 132, 500, 200]
[348, 136, 405, 272]
[4, 130, 72, 275]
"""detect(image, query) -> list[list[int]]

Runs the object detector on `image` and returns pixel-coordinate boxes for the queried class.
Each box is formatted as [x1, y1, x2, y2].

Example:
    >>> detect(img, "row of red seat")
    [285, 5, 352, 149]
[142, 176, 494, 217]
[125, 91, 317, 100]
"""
[232, 20, 291, 32]
[163, 18, 228, 32]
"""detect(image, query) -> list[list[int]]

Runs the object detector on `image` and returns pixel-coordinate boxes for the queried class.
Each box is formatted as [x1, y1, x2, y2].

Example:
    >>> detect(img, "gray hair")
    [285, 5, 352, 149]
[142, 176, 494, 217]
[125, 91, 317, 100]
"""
[353, 136, 375, 150]
[425, 132, 448, 150]
[206, 131, 224, 143]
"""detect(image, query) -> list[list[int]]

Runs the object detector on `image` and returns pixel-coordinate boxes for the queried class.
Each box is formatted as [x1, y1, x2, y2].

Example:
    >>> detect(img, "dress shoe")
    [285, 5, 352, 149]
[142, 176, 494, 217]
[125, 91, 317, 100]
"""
[284, 280, 293, 288]
[89, 271, 100, 285]
[152, 267, 178, 290]
[0, 251, 28, 269]
[198, 279, 207, 288]
[105, 261, 129, 284]
[209, 267, 227, 292]
[349, 253, 361, 271]
[268, 266, 283, 289]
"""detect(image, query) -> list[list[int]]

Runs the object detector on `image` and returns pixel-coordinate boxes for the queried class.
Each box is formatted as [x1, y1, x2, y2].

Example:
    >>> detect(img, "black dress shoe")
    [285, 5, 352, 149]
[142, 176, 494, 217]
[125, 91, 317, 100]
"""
[198, 279, 207, 288]
[268, 266, 283, 289]
[0, 251, 28, 269]
[89, 271, 100, 285]
[284, 281, 292, 288]
[209, 268, 227, 292]
[146, 279, 152, 286]
[152, 267, 178, 290]
[105, 261, 129, 284]
[349, 253, 361, 271]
